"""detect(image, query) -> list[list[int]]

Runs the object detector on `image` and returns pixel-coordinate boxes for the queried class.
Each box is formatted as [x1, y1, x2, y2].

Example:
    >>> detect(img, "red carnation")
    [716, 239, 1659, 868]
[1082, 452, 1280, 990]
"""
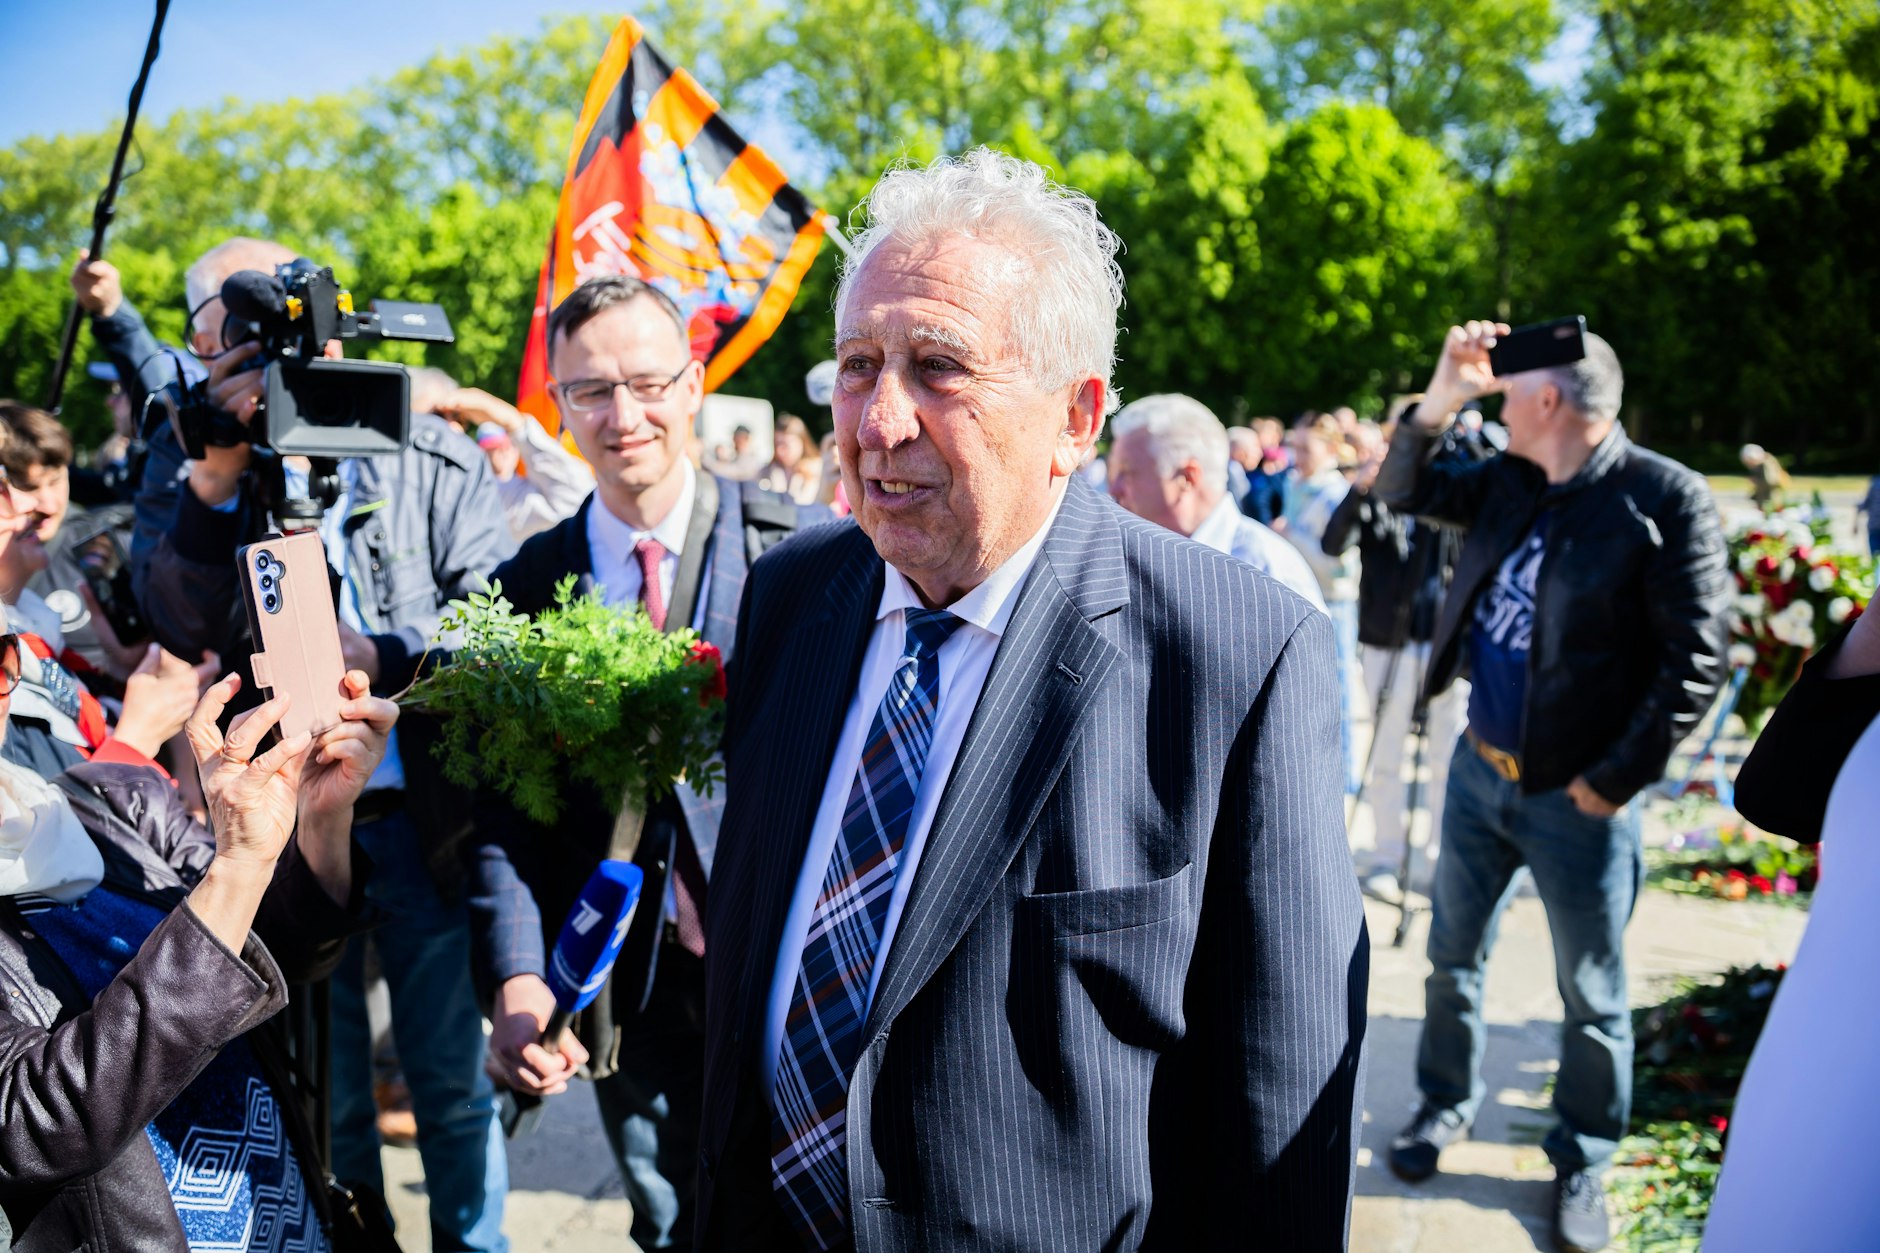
[1750, 874, 1774, 894]
[688, 640, 728, 706]
[1765, 581, 1792, 611]
[1755, 555, 1779, 576]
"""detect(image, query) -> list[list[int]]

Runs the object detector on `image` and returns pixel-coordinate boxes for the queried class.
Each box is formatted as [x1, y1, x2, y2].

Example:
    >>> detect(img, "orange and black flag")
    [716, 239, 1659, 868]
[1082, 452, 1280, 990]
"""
[516, 16, 827, 434]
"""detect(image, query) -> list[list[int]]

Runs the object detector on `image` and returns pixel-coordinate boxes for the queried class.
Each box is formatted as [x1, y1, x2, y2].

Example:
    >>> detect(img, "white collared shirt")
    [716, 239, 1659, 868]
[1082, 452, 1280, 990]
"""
[762, 489, 1067, 1101]
[585, 459, 697, 615]
[1190, 494, 1329, 612]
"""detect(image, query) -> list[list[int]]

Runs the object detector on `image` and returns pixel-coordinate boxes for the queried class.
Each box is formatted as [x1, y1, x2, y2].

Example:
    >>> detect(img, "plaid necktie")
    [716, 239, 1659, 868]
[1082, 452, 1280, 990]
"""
[771, 606, 964, 1249]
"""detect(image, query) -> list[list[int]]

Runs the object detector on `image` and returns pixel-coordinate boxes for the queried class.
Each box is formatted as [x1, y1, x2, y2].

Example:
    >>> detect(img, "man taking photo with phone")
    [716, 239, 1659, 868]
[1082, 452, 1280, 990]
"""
[1375, 320, 1730, 1253]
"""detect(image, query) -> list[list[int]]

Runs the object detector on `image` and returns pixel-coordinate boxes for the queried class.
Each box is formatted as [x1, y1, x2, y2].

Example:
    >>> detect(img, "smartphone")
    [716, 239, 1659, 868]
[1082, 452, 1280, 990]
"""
[70, 523, 149, 645]
[1489, 315, 1588, 377]
[236, 531, 347, 740]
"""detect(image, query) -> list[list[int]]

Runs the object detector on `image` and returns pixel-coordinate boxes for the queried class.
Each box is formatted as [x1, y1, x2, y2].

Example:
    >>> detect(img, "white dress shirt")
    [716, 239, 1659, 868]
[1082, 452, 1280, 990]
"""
[763, 490, 1067, 1100]
[585, 459, 699, 618]
[1190, 494, 1329, 612]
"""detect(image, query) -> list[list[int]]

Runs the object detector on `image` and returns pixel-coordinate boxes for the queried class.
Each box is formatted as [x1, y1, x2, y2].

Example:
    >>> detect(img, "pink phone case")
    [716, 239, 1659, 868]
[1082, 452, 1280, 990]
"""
[237, 530, 348, 740]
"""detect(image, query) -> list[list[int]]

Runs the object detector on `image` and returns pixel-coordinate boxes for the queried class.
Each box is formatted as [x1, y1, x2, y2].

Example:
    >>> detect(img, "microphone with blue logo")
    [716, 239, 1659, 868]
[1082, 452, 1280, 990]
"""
[499, 859, 644, 1138]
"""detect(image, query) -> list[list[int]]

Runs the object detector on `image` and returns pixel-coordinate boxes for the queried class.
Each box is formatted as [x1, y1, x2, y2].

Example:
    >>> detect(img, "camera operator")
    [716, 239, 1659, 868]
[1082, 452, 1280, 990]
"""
[127, 236, 516, 1250]
[1376, 321, 1730, 1253]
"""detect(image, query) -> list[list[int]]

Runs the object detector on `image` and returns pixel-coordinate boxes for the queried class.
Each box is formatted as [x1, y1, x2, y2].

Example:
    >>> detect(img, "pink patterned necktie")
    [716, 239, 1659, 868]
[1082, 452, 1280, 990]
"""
[633, 537, 706, 956]
[633, 538, 668, 630]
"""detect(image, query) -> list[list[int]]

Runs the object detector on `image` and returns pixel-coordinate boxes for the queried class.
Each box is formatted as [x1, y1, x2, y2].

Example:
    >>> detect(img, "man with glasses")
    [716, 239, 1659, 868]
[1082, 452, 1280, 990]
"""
[468, 273, 823, 1253]
[116, 236, 515, 1250]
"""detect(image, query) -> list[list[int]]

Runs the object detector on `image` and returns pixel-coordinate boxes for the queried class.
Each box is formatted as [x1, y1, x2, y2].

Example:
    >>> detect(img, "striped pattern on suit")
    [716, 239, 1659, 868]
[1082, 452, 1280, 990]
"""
[700, 476, 1369, 1251]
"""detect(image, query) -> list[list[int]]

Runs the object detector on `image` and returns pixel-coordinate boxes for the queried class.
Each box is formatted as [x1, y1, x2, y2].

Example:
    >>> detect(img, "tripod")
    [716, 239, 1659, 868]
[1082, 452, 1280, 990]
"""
[1345, 513, 1458, 948]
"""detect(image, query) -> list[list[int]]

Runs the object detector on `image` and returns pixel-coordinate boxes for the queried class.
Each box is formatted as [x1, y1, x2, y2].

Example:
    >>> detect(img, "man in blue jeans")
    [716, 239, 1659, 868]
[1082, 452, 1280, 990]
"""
[1375, 320, 1730, 1253]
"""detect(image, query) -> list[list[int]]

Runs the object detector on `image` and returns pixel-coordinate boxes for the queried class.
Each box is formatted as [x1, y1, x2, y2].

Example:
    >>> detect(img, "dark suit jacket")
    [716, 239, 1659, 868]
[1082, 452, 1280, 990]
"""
[465, 478, 821, 1049]
[700, 477, 1369, 1250]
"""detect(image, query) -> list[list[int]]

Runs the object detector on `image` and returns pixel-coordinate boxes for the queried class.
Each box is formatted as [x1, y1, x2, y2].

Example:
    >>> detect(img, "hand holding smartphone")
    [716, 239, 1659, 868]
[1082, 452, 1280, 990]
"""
[236, 531, 348, 740]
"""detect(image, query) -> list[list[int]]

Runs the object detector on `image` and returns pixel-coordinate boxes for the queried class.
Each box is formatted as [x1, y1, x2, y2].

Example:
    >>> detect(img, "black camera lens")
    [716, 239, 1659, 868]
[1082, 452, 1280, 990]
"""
[264, 593, 279, 613]
[255, 551, 274, 570]
[259, 573, 275, 590]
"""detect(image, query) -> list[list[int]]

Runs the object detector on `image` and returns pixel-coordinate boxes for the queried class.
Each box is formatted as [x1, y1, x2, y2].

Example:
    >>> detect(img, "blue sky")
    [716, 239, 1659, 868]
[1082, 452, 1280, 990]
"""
[0, 1, 595, 145]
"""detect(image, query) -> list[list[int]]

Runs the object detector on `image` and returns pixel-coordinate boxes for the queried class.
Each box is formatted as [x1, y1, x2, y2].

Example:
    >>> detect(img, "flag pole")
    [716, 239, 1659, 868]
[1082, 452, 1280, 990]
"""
[821, 215, 856, 261]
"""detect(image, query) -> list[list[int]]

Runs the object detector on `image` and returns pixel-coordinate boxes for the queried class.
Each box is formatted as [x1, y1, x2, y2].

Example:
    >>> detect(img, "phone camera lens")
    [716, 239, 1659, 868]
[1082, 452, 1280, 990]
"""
[259, 573, 275, 591]
[264, 593, 279, 612]
[255, 551, 274, 570]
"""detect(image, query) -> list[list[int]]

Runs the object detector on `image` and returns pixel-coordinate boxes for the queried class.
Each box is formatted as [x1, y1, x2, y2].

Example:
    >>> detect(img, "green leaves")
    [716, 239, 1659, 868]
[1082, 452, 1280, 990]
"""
[4, 2, 1877, 458]
[399, 579, 726, 827]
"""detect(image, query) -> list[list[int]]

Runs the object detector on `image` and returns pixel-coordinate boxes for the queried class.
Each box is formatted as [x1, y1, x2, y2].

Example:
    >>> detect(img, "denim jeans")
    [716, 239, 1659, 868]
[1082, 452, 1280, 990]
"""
[1416, 735, 1644, 1172]
[329, 810, 509, 1252]
[592, 945, 707, 1251]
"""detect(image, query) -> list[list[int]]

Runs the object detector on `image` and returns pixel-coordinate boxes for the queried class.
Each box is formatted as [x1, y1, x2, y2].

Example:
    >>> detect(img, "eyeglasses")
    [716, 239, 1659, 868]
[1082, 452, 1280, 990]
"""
[553, 367, 690, 411]
[0, 634, 20, 699]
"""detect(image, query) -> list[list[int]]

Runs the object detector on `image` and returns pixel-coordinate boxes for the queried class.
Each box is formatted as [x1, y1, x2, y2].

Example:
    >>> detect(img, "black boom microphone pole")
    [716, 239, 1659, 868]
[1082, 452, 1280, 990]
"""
[44, 0, 173, 415]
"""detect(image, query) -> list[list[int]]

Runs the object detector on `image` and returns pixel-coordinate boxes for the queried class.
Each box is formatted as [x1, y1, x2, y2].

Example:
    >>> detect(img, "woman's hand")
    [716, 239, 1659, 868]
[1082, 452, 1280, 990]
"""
[114, 644, 222, 759]
[294, 671, 398, 905]
[184, 674, 310, 869]
[300, 671, 399, 823]
[181, 675, 311, 950]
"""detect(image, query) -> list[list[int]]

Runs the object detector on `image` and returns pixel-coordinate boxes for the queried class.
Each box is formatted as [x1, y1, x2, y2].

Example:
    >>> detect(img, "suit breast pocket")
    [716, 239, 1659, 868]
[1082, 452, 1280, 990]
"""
[1020, 861, 1194, 938]
[1014, 863, 1197, 1056]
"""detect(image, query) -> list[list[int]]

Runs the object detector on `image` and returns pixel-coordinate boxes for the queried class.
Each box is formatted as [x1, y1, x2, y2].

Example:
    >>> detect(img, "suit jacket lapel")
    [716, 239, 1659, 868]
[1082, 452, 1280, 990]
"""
[733, 527, 885, 1031]
[561, 495, 598, 598]
[862, 479, 1130, 1043]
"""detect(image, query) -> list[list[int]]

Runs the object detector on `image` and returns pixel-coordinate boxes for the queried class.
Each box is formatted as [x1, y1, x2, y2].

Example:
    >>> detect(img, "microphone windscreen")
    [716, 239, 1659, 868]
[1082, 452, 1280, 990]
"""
[545, 859, 645, 1015]
[220, 269, 287, 322]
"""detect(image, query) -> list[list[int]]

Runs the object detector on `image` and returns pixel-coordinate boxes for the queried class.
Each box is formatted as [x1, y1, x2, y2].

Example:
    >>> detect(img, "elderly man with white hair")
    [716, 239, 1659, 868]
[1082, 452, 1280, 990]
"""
[1109, 393, 1326, 611]
[697, 149, 1366, 1252]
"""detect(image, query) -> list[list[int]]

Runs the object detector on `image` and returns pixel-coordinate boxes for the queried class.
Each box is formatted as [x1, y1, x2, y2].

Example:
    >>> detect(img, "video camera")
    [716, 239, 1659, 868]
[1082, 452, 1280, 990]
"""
[172, 259, 452, 460]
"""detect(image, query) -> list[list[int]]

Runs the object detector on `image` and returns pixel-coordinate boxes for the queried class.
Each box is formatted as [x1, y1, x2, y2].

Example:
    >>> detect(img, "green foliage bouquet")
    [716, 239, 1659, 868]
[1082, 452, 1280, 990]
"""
[399, 577, 726, 825]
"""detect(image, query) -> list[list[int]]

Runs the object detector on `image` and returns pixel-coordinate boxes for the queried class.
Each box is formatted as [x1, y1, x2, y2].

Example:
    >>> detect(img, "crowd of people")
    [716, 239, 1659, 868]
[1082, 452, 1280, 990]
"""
[0, 147, 1872, 1253]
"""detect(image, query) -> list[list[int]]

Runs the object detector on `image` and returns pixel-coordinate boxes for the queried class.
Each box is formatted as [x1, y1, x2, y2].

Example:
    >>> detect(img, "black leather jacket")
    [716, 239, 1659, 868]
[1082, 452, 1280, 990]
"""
[1376, 418, 1731, 803]
[0, 763, 371, 1251]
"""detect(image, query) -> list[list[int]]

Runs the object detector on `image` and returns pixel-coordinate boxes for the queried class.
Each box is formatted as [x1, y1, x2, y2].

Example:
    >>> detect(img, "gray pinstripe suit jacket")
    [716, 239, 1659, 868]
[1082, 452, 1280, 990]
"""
[700, 476, 1368, 1250]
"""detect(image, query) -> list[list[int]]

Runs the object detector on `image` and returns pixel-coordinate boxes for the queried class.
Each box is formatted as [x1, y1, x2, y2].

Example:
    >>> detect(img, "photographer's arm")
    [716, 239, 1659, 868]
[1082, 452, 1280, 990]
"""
[1375, 320, 1507, 528]
[370, 424, 516, 693]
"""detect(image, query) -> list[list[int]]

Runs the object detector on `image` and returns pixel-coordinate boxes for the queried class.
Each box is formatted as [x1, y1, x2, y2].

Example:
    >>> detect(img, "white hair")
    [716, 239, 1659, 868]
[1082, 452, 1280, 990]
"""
[835, 147, 1125, 413]
[1547, 332, 1624, 424]
[185, 236, 300, 310]
[1111, 393, 1230, 492]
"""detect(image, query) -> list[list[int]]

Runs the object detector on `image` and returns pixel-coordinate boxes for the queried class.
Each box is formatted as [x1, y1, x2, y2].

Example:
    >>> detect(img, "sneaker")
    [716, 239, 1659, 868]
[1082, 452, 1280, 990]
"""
[1553, 1169, 1611, 1253]
[1361, 870, 1403, 904]
[1387, 1104, 1470, 1182]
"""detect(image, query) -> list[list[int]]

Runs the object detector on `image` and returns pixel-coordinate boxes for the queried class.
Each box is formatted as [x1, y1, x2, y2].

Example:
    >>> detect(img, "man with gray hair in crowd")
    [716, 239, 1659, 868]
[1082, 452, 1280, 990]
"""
[698, 148, 1365, 1252]
[1109, 393, 1326, 610]
[1377, 320, 1729, 1253]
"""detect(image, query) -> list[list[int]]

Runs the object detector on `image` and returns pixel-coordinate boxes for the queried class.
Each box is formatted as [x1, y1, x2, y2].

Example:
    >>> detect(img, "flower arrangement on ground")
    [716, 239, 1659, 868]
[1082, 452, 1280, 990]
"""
[1610, 965, 1785, 1251]
[398, 578, 725, 825]
[1648, 822, 1815, 905]
[1725, 508, 1873, 728]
